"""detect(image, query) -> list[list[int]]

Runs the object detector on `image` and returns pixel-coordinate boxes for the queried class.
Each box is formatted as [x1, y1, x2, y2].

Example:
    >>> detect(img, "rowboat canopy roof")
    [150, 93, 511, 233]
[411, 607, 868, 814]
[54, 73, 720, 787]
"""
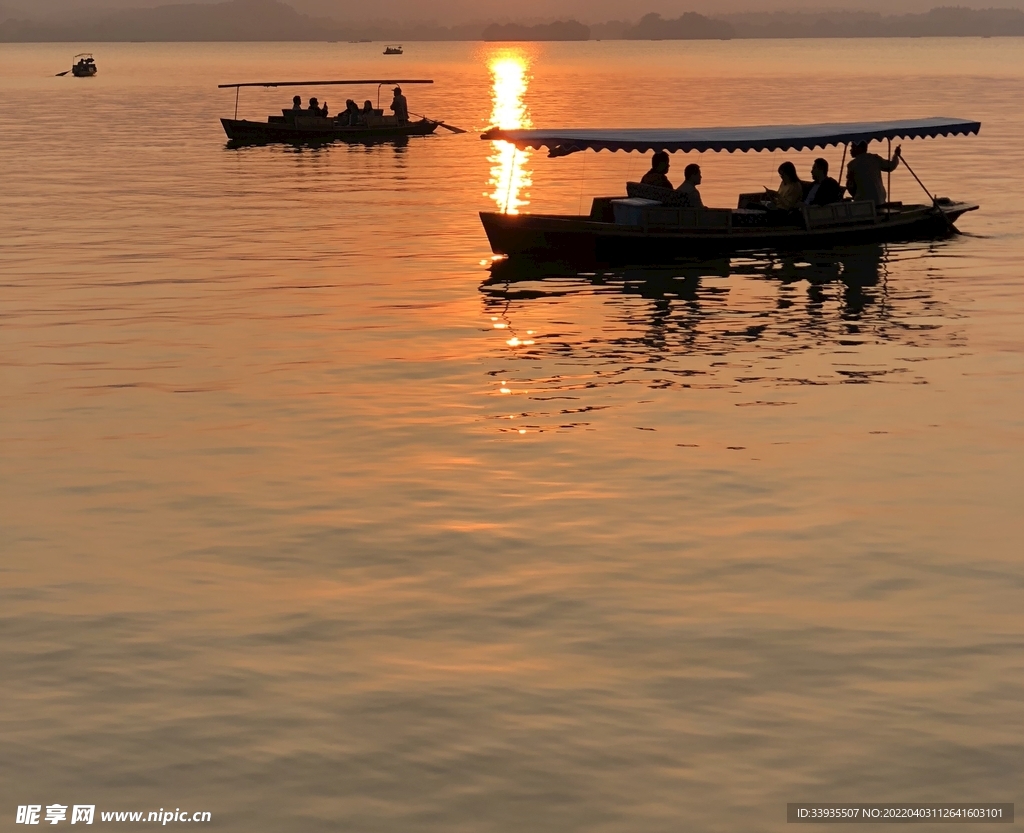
[481, 117, 980, 156]
[219, 79, 432, 89]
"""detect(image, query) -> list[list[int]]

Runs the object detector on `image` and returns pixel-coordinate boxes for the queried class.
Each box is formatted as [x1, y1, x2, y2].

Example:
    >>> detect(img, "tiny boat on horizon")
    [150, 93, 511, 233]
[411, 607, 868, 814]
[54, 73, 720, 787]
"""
[480, 118, 980, 265]
[383, 45, 403, 54]
[71, 53, 98, 77]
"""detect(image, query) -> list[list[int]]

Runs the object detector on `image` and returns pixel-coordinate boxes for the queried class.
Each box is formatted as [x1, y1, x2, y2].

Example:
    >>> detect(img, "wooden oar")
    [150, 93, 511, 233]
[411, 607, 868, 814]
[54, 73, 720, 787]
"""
[409, 111, 467, 134]
[55, 70, 70, 76]
[900, 152, 959, 235]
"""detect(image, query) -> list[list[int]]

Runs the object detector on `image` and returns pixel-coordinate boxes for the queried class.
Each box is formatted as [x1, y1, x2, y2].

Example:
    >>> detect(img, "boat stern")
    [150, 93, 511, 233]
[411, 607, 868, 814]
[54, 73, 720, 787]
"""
[939, 200, 980, 226]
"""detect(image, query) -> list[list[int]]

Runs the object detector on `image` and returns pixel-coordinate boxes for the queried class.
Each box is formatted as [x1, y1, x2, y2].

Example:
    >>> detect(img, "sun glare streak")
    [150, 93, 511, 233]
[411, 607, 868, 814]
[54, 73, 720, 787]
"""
[487, 53, 532, 215]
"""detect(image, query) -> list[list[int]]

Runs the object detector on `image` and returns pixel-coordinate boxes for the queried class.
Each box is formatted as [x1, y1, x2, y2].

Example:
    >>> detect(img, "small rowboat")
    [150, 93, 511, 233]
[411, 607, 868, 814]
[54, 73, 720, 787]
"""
[383, 45, 403, 55]
[480, 118, 980, 264]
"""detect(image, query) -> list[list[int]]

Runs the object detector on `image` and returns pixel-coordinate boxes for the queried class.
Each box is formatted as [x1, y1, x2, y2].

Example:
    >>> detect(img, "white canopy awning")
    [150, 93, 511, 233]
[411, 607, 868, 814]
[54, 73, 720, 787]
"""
[481, 118, 980, 156]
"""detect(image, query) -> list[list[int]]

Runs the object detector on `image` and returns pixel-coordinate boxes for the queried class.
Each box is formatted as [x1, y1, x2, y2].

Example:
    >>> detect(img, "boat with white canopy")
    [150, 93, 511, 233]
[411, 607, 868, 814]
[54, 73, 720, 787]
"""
[71, 53, 98, 77]
[480, 117, 980, 263]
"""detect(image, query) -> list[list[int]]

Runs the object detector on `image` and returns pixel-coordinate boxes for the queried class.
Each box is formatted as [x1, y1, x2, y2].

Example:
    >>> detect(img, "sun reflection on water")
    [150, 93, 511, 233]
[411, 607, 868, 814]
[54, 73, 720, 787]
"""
[486, 52, 532, 215]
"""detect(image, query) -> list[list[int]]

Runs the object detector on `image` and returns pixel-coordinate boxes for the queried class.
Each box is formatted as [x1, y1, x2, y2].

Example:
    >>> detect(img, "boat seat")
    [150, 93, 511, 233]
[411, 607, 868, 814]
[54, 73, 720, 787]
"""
[290, 115, 335, 127]
[650, 206, 732, 229]
[802, 200, 877, 229]
[625, 181, 699, 207]
[611, 198, 732, 230]
[589, 197, 621, 222]
[738, 191, 772, 210]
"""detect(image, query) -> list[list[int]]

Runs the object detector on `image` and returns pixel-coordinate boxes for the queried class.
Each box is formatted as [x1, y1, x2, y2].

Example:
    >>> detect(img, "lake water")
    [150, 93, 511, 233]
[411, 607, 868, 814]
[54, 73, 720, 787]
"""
[2, 39, 1023, 831]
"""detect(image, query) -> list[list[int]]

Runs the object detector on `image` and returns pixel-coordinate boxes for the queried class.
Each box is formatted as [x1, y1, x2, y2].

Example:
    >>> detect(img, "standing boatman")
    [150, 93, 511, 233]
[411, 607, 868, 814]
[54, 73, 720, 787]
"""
[846, 140, 901, 206]
[390, 86, 409, 126]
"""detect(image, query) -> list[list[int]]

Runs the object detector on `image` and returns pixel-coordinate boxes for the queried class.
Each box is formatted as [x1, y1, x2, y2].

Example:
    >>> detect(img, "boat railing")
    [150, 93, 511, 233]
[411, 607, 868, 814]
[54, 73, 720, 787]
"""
[626, 181, 691, 206]
[612, 198, 733, 231]
[274, 108, 400, 129]
[802, 201, 876, 229]
[607, 195, 886, 234]
[623, 181, 890, 232]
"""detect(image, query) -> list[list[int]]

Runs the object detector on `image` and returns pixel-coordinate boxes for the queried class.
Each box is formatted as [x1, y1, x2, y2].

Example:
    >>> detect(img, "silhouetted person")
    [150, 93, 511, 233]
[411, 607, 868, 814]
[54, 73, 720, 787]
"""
[804, 158, 842, 206]
[346, 99, 361, 124]
[677, 163, 703, 208]
[769, 161, 804, 210]
[291, 95, 302, 111]
[390, 86, 409, 125]
[846, 140, 900, 206]
[363, 100, 374, 115]
[308, 97, 321, 114]
[640, 151, 673, 189]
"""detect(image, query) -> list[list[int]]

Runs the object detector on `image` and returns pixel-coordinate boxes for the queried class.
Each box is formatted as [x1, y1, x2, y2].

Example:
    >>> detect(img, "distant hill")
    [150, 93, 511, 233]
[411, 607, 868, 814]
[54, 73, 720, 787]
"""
[2, 0, 1023, 41]
[0, 0, 341, 40]
[724, 6, 1024, 37]
[621, 12, 735, 39]
[482, 19, 589, 41]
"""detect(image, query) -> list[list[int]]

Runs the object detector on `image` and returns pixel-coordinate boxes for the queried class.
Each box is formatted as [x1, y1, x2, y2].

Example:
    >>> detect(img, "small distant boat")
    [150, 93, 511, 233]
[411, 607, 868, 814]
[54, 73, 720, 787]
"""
[383, 45, 403, 55]
[71, 53, 98, 77]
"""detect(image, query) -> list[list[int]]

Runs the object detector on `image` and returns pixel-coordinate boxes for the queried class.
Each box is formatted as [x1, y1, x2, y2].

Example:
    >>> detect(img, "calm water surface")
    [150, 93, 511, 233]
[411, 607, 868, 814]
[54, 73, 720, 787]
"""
[2, 40, 1023, 832]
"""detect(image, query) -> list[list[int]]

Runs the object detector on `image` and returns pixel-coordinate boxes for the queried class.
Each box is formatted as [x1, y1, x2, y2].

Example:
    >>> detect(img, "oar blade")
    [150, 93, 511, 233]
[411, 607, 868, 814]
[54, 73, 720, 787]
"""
[411, 111, 469, 135]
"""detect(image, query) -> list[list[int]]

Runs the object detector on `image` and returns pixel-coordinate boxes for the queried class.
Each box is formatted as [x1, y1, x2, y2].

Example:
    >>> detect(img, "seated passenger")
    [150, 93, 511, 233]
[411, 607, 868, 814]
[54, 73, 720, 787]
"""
[640, 151, 673, 189]
[676, 164, 703, 208]
[804, 158, 842, 206]
[346, 99, 361, 124]
[291, 95, 303, 111]
[363, 100, 374, 115]
[769, 161, 804, 210]
[307, 97, 322, 115]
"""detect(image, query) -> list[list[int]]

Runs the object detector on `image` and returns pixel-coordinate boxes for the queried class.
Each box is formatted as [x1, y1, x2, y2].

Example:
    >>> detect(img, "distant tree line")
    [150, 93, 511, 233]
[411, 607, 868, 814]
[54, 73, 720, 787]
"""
[723, 6, 1024, 38]
[3, 0, 1024, 42]
[591, 13, 735, 40]
[482, 20, 589, 41]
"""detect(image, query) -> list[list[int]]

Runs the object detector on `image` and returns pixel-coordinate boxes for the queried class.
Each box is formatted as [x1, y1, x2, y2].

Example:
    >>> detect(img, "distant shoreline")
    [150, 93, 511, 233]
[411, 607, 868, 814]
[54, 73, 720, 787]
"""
[3, 0, 1024, 44]
[5, 35, 1024, 43]
[5, 34, 1024, 44]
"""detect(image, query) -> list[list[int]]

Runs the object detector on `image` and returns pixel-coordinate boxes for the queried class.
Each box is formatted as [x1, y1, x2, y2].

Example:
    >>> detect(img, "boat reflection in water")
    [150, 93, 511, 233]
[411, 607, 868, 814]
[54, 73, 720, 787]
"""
[479, 243, 966, 408]
[486, 52, 532, 215]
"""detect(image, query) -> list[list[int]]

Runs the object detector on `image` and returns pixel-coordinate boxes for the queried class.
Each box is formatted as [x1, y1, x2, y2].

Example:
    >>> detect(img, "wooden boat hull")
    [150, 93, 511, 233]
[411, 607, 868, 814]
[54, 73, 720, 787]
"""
[481, 202, 978, 264]
[72, 66, 97, 77]
[221, 117, 438, 145]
